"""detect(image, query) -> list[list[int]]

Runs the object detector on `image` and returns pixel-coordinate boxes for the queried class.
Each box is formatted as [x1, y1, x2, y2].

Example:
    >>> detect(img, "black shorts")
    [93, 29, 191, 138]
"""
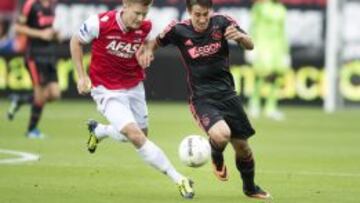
[25, 56, 58, 87]
[190, 95, 255, 140]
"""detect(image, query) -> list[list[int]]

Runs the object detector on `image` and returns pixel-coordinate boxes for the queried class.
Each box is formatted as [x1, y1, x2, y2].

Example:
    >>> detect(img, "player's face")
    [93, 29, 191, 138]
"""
[123, 2, 150, 29]
[188, 5, 212, 32]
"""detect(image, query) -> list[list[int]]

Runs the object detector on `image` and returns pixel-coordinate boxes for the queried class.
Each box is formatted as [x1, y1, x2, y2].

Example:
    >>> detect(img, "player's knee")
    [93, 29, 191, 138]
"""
[45, 87, 61, 102]
[208, 127, 231, 144]
[122, 123, 147, 147]
[48, 91, 61, 102]
[33, 95, 45, 106]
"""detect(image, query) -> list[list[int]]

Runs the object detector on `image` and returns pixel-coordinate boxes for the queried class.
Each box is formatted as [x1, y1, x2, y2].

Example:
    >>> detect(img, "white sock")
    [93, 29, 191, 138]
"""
[137, 140, 184, 184]
[94, 124, 128, 142]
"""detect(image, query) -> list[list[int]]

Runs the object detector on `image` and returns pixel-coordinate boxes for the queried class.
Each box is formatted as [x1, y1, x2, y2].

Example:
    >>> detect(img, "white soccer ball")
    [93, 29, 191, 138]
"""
[178, 135, 211, 168]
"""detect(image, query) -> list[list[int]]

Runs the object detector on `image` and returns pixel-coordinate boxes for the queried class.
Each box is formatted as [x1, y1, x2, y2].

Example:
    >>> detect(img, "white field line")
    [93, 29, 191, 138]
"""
[259, 170, 360, 178]
[0, 149, 40, 164]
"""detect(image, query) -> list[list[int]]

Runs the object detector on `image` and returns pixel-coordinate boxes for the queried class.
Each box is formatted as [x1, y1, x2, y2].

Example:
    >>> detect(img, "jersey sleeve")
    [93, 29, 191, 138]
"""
[222, 14, 247, 34]
[19, 0, 35, 24]
[156, 21, 178, 47]
[142, 20, 153, 41]
[77, 15, 100, 44]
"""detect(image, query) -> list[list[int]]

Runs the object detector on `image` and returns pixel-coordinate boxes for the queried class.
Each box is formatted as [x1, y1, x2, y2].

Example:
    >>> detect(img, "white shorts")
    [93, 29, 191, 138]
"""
[91, 82, 148, 131]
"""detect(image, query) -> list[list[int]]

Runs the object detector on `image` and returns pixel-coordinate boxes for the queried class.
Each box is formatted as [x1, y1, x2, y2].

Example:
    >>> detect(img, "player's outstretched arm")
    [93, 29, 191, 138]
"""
[15, 23, 55, 41]
[225, 25, 254, 50]
[70, 35, 91, 95]
[136, 40, 159, 69]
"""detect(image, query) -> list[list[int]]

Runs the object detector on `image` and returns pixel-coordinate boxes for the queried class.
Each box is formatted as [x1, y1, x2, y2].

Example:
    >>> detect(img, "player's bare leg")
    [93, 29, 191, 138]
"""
[230, 139, 271, 200]
[208, 120, 231, 181]
[26, 82, 60, 138]
[45, 82, 61, 102]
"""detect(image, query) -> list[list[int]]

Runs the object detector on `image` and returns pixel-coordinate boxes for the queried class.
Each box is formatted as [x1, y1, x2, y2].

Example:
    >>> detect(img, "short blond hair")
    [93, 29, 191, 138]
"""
[125, 0, 153, 6]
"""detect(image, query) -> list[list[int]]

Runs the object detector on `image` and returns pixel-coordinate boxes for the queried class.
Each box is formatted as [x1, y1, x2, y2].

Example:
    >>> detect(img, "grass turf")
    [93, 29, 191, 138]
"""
[0, 100, 359, 203]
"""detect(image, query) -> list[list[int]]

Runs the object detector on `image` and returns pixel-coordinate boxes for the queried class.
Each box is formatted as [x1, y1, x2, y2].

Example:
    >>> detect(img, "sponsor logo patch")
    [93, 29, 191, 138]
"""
[187, 42, 222, 59]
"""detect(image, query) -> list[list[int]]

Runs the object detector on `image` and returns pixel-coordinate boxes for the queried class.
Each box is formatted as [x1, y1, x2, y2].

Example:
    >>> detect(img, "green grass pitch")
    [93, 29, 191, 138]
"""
[0, 100, 360, 203]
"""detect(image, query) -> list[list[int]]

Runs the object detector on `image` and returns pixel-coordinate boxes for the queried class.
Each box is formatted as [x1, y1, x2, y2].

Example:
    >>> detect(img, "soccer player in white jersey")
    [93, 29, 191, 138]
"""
[69, 0, 194, 199]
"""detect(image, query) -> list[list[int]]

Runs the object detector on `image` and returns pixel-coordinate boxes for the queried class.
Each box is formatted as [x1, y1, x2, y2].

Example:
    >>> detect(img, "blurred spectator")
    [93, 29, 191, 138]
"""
[7, 0, 60, 138]
[0, 18, 14, 54]
[247, 0, 291, 121]
[0, 18, 26, 54]
[0, 0, 18, 18]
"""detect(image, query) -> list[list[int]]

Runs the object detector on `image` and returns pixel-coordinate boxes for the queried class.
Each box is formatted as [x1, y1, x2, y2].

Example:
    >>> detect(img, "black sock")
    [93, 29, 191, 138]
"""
[28, 103, 44, 132]
[236, 154, 256, 191]
[209, 138, 226, 170]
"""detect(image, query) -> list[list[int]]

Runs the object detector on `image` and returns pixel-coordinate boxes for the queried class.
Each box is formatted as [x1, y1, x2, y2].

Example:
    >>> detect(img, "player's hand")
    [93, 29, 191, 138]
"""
[40, 28, 56, 41]
[53, 31, 65, 43]
[77, 76, 92, 95]
[225, 25, 254, 50]
[136, 44, 154, 69]
[224, 25, 245, 41]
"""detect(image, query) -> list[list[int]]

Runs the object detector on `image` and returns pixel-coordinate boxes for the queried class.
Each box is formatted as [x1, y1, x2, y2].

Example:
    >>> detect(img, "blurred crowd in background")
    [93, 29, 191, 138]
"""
[0, 0, 359, 106]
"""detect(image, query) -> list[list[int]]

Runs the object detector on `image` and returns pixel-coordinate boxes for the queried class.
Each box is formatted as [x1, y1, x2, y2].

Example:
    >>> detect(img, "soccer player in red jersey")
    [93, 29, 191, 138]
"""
[70, 0, 194, 199]
[138, 0, 271, 200]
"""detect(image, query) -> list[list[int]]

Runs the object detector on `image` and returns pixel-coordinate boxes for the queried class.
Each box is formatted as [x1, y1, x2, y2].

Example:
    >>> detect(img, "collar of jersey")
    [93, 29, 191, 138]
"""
[116, 10, 129, 33]
[190, 18, 212, 34]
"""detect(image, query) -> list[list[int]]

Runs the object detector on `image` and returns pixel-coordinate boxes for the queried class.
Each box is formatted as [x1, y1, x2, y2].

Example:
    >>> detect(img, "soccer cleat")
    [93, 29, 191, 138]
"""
[26, 128, 45, 139]
[86, 119, 99, 153]
[7, 94, 21, 121]
[177, 178, 195, 199]
[212, 161, 229, 181]
[244, 185, 271, 200]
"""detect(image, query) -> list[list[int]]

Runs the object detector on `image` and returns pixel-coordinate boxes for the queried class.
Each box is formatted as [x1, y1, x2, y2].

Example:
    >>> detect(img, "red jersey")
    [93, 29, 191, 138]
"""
[78, 10, 151, 90]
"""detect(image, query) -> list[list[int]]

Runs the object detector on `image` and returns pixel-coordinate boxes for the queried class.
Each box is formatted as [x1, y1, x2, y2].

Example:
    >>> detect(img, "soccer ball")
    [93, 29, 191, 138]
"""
[178, 135, 211, 168]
